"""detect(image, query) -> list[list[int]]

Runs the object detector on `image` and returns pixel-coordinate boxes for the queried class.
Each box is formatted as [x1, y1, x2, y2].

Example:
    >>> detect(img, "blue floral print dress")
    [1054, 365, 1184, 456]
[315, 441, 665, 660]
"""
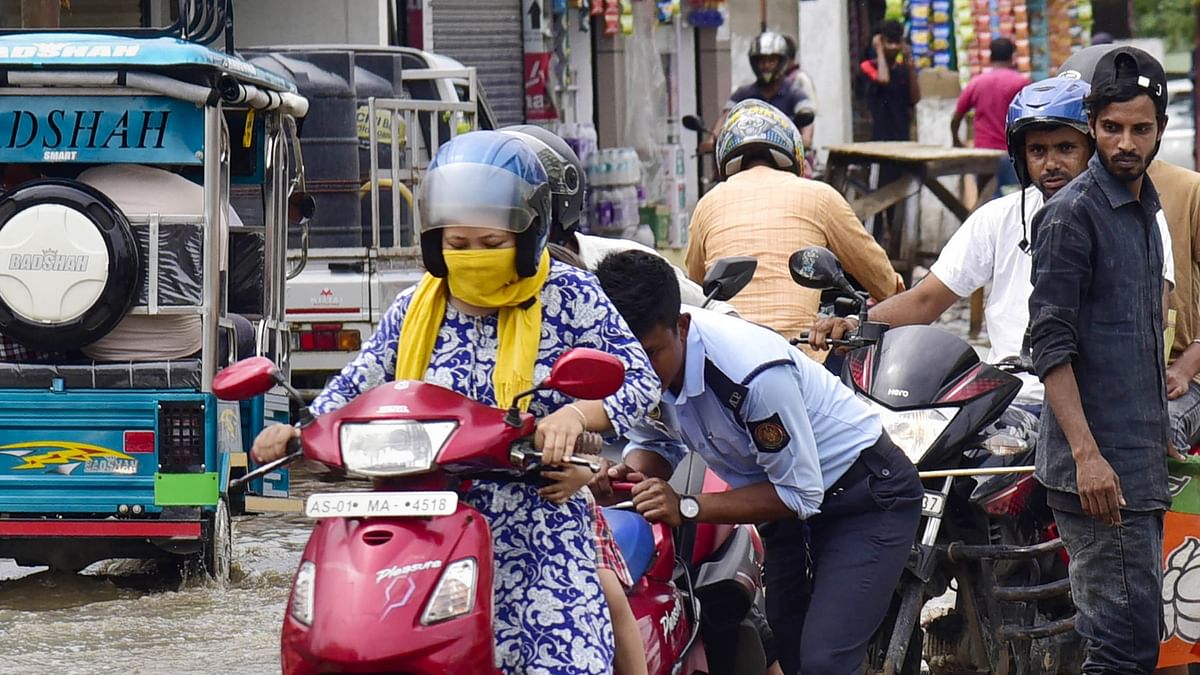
[311, 260, 660, 674]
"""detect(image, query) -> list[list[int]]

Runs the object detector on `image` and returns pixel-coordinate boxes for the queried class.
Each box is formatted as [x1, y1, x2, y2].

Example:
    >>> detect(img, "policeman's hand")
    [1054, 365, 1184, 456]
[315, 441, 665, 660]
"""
[535, 406, 586, 466]
[590, 461, 646, 504]
[1075, 446, 1125, 527]
[539, 461, 596, 505]
[251, 423, 300, 463]
[808, 315, 858, 352]
[632, 478, 683, 528]
[1167, 364, 1191, 400]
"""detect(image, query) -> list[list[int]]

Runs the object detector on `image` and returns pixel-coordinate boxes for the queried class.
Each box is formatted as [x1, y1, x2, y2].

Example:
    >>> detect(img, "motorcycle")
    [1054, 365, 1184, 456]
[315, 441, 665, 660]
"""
[790, 246, 1080, 675]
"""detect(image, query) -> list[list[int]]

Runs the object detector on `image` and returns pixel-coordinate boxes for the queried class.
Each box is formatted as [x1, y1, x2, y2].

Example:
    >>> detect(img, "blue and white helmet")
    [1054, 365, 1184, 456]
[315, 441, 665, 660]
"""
[418, 130, 552, 278]
[1006, 78, 1092, 186]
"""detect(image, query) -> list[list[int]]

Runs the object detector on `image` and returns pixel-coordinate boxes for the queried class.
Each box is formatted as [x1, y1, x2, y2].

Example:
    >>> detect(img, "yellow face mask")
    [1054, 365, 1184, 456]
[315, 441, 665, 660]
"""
[444, 248, 543, 308]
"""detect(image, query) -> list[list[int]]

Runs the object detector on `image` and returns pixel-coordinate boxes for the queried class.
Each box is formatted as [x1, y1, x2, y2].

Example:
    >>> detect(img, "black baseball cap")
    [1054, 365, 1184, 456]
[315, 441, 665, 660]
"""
[1090, 46, 1168, 113]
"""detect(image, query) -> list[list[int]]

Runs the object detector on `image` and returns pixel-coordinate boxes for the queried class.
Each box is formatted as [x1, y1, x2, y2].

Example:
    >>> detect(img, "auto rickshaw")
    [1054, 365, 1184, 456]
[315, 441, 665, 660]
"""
[0, 0, 308, 579]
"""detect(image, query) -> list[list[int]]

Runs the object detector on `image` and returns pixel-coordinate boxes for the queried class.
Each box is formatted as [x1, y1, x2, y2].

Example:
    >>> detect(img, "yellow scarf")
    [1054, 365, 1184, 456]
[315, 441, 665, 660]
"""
[396, 248, 550, 410]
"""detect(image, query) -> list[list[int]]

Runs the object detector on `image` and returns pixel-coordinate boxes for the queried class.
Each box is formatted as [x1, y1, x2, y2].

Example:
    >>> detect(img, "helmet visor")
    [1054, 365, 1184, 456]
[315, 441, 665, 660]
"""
[419, 163, 539, 234]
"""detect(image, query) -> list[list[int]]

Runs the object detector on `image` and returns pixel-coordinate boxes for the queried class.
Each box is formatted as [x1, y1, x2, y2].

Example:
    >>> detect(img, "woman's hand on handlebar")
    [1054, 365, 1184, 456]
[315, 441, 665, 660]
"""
[807, 315, 859, 352]
[251, 423, 300, 463]
[535, 405, 588, 465]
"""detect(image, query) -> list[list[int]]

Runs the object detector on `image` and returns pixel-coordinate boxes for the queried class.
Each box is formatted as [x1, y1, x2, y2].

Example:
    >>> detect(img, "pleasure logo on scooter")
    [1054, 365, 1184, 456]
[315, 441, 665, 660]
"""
[375, 560, 442, 584]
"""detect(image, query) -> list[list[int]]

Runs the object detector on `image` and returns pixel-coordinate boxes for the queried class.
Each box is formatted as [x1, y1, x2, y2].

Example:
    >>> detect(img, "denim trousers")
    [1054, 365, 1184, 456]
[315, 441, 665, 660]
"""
[1168, 380, 1200, 452]
[1053, 507, 1165, 674]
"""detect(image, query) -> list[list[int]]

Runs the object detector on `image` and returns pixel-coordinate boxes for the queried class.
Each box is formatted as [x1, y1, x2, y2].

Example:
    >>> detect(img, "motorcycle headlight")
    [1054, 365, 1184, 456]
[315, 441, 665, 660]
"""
[421, 558, 477, 625]
[339, 421, 456, 476]
[290, 560, 316, 626]
[876, 406, 956, 464]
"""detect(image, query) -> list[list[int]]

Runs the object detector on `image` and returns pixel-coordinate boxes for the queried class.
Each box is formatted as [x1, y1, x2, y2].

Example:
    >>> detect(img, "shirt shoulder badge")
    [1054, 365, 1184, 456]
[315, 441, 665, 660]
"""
[748, 412, 790, 454]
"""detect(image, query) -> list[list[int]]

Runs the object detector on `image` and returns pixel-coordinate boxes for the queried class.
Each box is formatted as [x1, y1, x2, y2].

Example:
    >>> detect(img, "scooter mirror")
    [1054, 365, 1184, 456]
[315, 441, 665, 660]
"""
[789, 246, 849, 292]
[703, 256, 758, 302]
[793, 109, 816, 129]
[213, 356, 281, 401]
[682, 114, 707, 133]
[543, 348, 626, 401]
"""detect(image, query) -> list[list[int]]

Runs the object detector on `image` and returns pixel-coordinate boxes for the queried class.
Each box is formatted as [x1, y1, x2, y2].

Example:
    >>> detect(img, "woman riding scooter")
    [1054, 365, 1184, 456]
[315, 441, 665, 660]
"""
[252, 130, 662, 673]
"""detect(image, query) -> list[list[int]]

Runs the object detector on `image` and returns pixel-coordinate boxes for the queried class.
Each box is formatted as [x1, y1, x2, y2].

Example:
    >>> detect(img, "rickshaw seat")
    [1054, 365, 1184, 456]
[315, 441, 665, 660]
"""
[0, 360, 202, 390]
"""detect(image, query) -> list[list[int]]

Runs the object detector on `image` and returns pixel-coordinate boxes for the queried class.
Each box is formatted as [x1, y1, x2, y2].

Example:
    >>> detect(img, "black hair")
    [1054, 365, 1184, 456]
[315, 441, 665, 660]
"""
[991, 38, 1016, 63]
[594, 250, 681, 339]
[879, 20, 904, 42]
[1085, 79, 1168, 128]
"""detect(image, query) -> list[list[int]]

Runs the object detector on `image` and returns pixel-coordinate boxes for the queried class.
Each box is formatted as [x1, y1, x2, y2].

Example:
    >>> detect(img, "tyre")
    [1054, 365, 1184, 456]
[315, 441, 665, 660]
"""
[0, 179, 139, 351]
[201, 496, 233, 583]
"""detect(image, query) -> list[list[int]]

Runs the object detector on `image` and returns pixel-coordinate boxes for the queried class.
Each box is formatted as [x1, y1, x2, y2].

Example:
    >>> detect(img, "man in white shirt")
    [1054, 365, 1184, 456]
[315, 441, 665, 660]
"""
[808, 77, 1174, 405]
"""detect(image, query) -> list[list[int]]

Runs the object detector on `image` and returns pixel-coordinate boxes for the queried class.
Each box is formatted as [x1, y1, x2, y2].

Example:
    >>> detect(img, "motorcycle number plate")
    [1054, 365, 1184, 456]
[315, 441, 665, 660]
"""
[921, 491, 946, 517]
[304, 491, 458, 518]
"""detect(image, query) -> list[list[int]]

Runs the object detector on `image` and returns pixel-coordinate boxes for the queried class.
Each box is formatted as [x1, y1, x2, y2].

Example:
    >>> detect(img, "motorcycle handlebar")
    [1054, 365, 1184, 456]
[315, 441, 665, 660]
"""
[792, 331, 854, 348]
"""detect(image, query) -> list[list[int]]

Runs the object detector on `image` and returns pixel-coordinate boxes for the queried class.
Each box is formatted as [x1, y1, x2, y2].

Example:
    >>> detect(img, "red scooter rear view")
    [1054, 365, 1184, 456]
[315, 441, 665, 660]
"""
[214, 349, 702, 674]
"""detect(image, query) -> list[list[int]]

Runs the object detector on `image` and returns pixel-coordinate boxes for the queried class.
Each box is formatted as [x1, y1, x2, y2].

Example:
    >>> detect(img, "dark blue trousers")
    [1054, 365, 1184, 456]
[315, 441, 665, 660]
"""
[1054, 507, 1165, 674]
[763, 437, 922, 675]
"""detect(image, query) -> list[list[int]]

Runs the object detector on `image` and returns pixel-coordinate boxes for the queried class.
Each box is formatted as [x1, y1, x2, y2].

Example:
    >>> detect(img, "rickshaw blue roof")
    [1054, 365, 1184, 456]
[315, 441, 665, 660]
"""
[0, 33, 296, 93]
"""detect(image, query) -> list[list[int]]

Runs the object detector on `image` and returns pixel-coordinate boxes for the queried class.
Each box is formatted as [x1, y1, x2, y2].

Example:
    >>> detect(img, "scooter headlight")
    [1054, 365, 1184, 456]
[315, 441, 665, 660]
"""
[290, 560, 316, 626]
[339, 421, 456, 476]
[875, 406, 956, 464]
[421, 558, 477, 625]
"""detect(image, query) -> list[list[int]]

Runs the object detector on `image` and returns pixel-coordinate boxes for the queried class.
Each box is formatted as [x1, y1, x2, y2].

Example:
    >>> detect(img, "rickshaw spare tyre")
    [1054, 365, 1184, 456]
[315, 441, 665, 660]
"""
[0, 180, 139, 352]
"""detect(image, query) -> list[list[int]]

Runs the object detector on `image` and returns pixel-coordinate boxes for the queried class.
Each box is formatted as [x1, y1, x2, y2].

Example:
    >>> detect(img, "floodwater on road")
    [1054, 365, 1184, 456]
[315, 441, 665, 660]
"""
[0, 478, 323, 675]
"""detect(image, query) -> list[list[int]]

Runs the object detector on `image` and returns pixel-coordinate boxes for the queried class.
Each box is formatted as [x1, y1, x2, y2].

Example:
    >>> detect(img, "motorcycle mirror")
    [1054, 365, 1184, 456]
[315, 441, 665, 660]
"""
[702, 256, 757, 304]
[213, 356, 282, 401]
[793, 109, 815, 129]
[682, 114, 708, 133]
[542, 348, 626, 400]
[288, 191, 317, 225]
[789, 246, 854, 295]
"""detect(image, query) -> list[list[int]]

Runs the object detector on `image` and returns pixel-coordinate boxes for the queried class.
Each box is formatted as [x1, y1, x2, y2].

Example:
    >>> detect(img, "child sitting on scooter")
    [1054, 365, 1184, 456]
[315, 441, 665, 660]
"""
[252, 131, 662, 674]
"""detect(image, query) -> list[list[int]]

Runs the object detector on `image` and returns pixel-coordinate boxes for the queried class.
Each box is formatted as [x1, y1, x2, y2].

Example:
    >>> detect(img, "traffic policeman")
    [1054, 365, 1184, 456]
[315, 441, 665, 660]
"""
[593, 249, 923, 675]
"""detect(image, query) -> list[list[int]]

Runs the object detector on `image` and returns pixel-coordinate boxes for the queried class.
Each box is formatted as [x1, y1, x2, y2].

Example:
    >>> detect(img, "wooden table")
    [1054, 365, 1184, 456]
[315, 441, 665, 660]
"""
[824, 142, 1006, 335]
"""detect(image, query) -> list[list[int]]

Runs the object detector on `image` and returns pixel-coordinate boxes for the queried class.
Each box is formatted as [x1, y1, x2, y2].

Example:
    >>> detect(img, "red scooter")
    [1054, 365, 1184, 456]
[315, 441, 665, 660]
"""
[215, 349, 706, 674]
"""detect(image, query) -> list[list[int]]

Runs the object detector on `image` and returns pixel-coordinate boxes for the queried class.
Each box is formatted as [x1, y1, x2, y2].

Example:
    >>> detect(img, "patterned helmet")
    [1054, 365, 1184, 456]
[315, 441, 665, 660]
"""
[749, 31, 790, 86]
[715, 99, 804, 180]
[1006, 78, 1091, 186]
[418, 130, 552, 278]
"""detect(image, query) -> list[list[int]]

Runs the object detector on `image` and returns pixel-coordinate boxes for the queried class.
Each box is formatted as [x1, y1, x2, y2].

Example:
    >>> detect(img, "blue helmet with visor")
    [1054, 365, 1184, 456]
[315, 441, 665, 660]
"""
[1006, 78, 1091, 187]
[418, 130, 552, 278]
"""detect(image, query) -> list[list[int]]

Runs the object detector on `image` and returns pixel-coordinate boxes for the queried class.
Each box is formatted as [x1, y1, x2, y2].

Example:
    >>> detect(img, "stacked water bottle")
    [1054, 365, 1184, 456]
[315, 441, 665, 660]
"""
[585, 147, 643, 237]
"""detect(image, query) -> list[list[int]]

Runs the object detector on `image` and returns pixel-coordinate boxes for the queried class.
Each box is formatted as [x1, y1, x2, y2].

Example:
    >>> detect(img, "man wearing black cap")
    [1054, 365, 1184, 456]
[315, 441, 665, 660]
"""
[1028, 46, 1172, 673]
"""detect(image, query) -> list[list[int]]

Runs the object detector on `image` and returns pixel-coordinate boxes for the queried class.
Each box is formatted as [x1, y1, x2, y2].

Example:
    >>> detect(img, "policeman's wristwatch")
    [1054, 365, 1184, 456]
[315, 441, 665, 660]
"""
[679, 495, 701, 522]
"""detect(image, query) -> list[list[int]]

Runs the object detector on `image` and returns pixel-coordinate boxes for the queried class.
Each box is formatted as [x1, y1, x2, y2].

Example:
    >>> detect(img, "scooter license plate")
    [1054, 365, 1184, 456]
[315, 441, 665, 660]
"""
[304, 491, 459, 518]
[921, 491, 946, 517]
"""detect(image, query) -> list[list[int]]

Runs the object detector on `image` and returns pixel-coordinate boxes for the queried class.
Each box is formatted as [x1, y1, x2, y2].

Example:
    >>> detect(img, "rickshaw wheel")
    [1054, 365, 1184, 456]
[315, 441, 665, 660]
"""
[0, 179, 140, 351]
[201, 496, 233, 583]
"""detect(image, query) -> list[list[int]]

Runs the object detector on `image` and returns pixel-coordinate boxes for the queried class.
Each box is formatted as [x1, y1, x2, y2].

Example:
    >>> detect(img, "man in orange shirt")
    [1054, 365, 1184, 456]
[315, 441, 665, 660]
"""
[685, 100, 903, 361]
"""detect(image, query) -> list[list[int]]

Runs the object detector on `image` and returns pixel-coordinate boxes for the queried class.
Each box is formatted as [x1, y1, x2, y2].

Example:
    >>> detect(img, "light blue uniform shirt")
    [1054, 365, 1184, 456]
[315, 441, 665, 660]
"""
[625, 308, 884, 518]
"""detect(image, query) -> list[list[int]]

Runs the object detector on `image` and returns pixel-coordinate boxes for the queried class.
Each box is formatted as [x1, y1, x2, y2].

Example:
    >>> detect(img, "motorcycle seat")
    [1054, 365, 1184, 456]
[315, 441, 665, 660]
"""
[603, 507, 655, 585]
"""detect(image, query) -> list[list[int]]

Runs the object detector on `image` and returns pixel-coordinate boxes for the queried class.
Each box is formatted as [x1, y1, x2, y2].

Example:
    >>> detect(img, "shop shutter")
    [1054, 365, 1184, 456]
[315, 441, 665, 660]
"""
[430, 0, 525, 126]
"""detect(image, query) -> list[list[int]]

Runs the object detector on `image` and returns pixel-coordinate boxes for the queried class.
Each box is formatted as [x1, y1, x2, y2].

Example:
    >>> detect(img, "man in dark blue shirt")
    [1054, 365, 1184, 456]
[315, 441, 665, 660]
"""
[1028, 46, 1172, 674]
[859, 20, 921, 141]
